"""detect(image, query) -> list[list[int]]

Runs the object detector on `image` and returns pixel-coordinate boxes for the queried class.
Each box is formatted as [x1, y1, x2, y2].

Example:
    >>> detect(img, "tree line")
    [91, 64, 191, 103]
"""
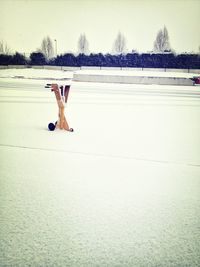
[0, 26, 200, 69]
[0, 51, 199, 69]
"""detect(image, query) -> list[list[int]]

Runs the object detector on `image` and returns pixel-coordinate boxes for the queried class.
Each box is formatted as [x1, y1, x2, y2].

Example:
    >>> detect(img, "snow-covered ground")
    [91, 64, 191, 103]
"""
[0, 68, 74, 80]
[0, 69, 200, 267]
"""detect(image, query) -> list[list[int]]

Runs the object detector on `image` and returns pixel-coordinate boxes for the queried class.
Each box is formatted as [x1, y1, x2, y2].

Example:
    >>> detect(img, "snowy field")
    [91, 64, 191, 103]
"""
[0, 69, 200, 267]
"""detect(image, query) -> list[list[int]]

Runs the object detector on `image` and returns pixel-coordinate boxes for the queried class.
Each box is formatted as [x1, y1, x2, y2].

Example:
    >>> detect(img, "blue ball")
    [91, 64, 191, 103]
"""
[48, 123, 55, 131]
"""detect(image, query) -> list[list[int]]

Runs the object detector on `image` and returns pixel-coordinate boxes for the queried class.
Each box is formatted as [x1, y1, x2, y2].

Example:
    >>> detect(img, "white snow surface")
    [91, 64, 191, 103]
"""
[0, 69, 200, 267]
[0, 68, 73, 80]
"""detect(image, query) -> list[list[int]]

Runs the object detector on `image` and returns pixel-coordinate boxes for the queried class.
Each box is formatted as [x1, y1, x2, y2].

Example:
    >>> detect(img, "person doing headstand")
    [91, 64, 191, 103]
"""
[51, 83, 73, 132]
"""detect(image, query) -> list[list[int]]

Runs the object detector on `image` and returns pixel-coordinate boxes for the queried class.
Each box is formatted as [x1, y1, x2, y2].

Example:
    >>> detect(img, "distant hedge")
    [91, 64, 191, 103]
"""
[0, 52, 200, 69]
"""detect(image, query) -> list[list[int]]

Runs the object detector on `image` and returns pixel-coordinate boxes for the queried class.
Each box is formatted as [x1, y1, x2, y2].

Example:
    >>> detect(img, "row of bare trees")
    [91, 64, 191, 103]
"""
[1, 26, 200, 58]
[38, 26, 172, 58]
[38, 33, 126, 58]
[114, 26, 171, 54]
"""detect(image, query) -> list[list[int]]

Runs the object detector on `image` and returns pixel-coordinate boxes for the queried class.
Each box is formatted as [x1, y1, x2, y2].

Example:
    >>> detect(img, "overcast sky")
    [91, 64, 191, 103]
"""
[0, 0, 200, 55]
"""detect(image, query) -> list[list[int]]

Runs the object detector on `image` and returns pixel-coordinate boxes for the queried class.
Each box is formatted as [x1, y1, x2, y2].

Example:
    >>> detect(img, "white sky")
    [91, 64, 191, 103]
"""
[0, 0, 200, 55]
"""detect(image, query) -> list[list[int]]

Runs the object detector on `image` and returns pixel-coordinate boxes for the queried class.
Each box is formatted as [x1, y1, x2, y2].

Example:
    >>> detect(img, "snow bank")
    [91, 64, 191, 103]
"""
[73, 70, 198, 86]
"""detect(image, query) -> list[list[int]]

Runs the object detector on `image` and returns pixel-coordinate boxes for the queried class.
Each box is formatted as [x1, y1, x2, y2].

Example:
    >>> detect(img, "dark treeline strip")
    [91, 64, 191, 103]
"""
[0, 52, 200, 69]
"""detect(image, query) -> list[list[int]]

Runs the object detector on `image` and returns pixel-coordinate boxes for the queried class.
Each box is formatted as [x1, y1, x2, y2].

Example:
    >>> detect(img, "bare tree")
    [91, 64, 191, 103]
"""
[0, 40, 11, 54]
[78, 34, 89, 54]
[41, 36, 54, 60]
[113, 32, 126, 54]
[153, 26, 171, 53]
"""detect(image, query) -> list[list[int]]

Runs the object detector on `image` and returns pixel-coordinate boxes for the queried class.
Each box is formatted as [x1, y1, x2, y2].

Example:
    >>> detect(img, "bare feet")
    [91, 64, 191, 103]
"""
[67, 128, 74, 132]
